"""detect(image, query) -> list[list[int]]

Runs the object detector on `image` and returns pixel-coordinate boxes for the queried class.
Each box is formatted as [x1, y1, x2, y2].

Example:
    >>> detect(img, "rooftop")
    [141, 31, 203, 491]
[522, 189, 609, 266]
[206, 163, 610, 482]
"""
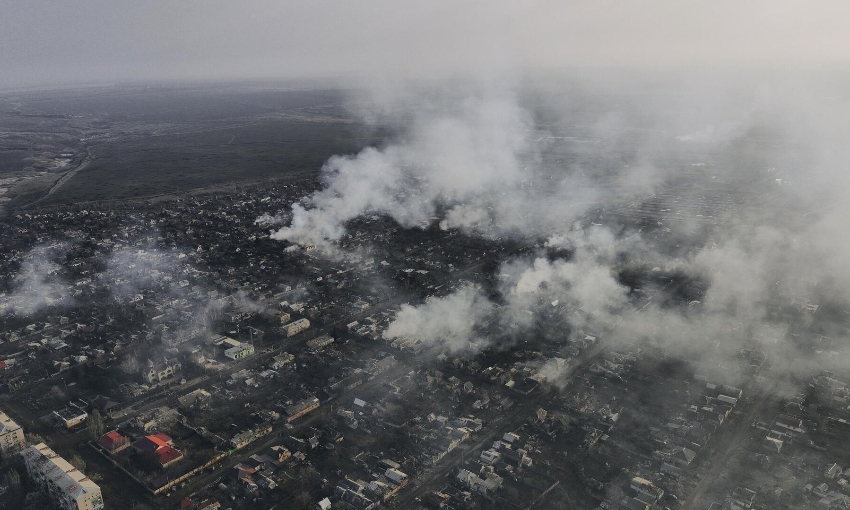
[21, 443, 100, 501]
[0, 410, 22, 435]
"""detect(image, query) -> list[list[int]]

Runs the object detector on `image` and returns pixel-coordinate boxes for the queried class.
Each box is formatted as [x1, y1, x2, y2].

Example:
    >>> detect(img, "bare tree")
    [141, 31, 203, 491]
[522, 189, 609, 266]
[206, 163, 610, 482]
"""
[120, 355, 140, 374]
[3, 469, 21, 489]
[26, 432, 47, 445]
[87, 408, 103, 440]
[68, 454, 86, 472]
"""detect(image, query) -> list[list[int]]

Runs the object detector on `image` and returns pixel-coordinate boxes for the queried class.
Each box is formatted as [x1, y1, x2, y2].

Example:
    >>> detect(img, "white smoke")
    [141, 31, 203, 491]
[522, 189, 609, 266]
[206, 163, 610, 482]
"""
[0, 244, 71, 316]
[254, 213, 287, 226]
[383, 285, 494, 353]
[271, 89, 543, 248]
[500, 247, 630, 334]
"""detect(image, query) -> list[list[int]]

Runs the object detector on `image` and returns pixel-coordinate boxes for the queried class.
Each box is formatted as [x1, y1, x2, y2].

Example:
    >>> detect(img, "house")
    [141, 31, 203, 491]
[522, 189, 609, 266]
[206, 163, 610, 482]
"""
[307, 334, 334, 351]
[257, 473, 277, 490]
[726, 486, 757, 509]
[156, 446, 184, 467]
[457, 468, 503, 494]
[134, 433, 174, 452]
[385, 468, 408, 485]
[133, 433, 184, 467]
[503, 432, 520, 444]
[267, 445, 291, 465]
[631, 477, 664, 502]
[480, 449, 501, 465]
[231, 424, 272, 450]
[98, 430, 130, 453]
[224, 343, 254, 360]
[270, 353, 294, 370]
[54, 404, 88, 429]
[178, 389, 212, 409]
[826, 463, 842, 480]
[143, 357, 181, 384]
[286, 397, 320, 423]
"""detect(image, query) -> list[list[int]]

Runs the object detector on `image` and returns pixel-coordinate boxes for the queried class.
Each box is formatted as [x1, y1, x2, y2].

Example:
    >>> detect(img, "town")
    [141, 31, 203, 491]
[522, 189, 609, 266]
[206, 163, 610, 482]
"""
[0, 147, 847, 510]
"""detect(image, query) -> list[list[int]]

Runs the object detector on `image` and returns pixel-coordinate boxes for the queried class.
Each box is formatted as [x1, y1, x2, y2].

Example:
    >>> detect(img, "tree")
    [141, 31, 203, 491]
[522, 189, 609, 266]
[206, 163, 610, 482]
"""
[120, 355, 140, 375]
[68, 454, 86, 472]
[23, 491, 53, 510]
[135, 451, 161, 473]
[26, 433, 47, 445]
[49, 385, 67, 402]
[87, 408, 103, 441]
[3, 469, 21, 489]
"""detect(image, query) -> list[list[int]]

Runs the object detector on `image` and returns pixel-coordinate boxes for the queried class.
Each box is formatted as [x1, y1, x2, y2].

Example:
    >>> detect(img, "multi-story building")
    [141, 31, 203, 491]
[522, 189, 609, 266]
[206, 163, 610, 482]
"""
[283, 318, 310, 337]
[285, 397, 320, 423]
[0, 409, 25, 457]
[21, 443, 104, 510]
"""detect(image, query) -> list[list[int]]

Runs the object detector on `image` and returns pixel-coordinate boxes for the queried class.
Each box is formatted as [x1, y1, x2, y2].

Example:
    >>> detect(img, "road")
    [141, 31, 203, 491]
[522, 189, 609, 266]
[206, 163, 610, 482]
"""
[25, 146, 92, 208]
[164, 359, 414, 506]
[391, 341, 609, 508]
[0, 224, 554, 510]
[681, 373, 778, 510]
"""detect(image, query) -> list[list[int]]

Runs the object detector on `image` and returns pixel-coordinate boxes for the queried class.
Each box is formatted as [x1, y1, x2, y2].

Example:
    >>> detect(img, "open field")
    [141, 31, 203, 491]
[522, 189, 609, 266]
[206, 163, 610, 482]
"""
[0, 83, 382, 211]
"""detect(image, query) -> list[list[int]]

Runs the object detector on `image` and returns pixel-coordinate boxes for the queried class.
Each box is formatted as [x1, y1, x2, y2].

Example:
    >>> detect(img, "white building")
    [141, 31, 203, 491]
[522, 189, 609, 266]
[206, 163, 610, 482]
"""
[21, 443, 104, 510]
[457, 468, 503, 494]
[54, 405, 88, 429]
[0, 409, 25, 457]
[224, 343, 254, 360]
[283, 318, 310, 337]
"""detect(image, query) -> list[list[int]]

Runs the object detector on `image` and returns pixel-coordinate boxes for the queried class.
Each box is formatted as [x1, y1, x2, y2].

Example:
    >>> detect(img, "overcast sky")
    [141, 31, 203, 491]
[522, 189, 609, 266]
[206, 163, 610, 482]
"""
[2, 1, 849, 88]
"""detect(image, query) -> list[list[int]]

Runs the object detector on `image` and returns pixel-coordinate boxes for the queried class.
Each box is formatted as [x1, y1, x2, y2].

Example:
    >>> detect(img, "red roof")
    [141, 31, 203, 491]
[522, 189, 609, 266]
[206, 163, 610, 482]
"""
[148, 436, 169, 449]
[99, 430, 127, 449]
[133, 437, 161, 453]
[156, 446, 183, 466]
[0, 361, 6, 370]
[151, 433, 172, 445]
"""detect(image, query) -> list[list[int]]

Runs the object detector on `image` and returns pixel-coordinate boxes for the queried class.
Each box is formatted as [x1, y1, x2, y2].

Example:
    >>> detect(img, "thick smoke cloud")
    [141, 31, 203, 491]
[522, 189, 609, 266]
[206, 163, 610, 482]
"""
[278, 70, 850, 388]
[383, 286, 493, 353]
[383, 228, 633, 356]
[271, 82, 657, 250]
[272, 90, 538, 247]
[496, 227, 637, 343]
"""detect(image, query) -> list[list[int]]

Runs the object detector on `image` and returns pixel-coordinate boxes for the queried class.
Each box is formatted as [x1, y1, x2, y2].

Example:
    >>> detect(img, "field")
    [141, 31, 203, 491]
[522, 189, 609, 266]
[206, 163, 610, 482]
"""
[0, 83, 383, 210]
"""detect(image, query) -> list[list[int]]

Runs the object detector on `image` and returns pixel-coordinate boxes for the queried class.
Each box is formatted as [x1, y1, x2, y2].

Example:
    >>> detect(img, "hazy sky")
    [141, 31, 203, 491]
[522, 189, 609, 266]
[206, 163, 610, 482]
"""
[2, 1, 849, 88]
